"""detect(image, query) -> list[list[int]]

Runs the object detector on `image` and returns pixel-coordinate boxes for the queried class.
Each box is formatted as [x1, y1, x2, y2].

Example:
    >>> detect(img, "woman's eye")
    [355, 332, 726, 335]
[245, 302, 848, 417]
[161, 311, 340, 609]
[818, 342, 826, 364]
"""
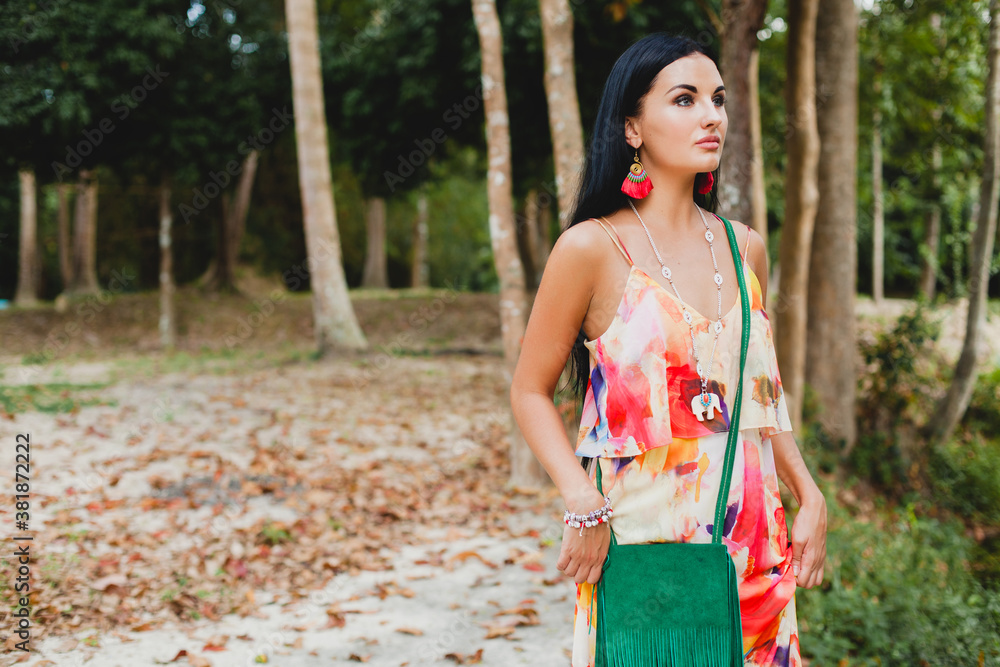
[675, 95, 693, 106]
[714, 96, 726, 107]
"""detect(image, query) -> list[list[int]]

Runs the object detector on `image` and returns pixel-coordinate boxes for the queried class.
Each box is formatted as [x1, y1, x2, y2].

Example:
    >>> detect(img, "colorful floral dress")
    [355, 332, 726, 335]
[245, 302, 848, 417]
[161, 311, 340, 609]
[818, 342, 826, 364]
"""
[570, 216, 801, 667]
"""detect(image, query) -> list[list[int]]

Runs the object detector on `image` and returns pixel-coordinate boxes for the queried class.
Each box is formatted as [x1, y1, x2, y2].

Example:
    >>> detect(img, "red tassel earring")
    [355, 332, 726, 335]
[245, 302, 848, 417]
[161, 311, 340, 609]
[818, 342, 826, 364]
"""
[696, 171, 715, 195]
[621, 149, 653, 199]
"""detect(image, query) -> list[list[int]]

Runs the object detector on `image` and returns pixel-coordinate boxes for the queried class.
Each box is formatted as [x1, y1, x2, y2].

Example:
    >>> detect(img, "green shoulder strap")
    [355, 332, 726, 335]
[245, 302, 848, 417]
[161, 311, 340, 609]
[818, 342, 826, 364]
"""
[596, 214, 750, 546]
[711, 214, 750, 545]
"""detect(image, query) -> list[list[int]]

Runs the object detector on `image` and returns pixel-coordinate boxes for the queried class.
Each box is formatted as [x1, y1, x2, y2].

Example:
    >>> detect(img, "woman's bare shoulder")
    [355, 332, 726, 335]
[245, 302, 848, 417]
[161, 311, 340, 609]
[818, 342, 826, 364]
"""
[551, 218, 613, 267]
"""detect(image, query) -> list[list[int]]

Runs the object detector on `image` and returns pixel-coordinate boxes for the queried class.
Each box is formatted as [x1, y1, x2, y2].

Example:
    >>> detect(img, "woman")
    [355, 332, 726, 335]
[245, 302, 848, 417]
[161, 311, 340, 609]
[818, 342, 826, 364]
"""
[509, 33, 827, 666]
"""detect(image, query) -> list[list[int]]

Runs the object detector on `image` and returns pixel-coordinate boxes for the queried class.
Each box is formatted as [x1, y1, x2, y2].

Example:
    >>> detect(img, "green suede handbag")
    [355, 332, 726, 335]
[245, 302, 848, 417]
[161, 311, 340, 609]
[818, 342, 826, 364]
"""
[593, 214, 750, 667]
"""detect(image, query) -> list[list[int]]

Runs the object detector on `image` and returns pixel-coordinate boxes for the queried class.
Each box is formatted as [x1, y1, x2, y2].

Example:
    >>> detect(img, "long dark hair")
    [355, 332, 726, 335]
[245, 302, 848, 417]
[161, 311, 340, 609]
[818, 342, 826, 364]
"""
[564, 33, 721, 410]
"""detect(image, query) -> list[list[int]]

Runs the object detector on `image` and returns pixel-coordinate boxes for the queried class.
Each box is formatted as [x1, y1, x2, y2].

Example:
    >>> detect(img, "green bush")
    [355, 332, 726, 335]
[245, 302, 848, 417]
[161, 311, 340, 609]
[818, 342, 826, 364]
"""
[852, 305, 945, 492]
[966, 368, 1000, 434]
[929, 432, 1000, 523]
[798, 498, 1000, 666]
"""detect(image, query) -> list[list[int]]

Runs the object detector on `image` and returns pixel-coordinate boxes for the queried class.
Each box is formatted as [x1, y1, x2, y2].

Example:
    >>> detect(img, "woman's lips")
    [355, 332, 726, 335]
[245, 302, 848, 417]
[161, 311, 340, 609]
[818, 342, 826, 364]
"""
[696, 137, 720, 148]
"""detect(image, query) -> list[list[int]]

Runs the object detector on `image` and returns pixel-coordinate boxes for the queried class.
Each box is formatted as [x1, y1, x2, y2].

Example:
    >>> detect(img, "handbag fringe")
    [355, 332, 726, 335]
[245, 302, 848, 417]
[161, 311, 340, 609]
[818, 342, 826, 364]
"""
[596, 624, 741, 667]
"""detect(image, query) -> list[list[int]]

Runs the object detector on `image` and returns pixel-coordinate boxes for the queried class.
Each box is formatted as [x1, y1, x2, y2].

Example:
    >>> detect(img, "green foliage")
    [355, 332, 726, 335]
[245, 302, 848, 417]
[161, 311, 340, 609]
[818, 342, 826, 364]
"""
[0, 0, 187, 173]
[854, 0, 989, 297]
[966, 368, 1000, 434]
[930, 433, 1000, 525]
[259, 521, 292, 545]
[323, 0, 482, 196]
[798, 499, 1000, 666]
[852, 305, 943, 490]
[417, 149, 494, 291]
[928, 369, 1000, 522]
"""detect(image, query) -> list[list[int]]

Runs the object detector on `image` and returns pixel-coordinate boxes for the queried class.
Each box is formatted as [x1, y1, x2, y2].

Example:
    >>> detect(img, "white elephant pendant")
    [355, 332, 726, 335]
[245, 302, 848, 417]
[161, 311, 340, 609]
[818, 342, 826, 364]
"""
[691, 392, 722, 422]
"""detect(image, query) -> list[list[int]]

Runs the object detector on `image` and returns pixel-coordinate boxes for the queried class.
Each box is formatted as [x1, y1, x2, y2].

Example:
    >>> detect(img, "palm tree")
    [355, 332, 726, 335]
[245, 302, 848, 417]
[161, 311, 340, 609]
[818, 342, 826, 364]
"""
[284, 0, 367, 353]
[472, 0, 548, 487]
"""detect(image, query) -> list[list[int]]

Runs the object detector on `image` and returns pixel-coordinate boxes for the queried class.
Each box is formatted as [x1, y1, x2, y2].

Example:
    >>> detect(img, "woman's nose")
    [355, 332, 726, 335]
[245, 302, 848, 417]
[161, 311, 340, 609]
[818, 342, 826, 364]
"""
[703, 102, 723, 127]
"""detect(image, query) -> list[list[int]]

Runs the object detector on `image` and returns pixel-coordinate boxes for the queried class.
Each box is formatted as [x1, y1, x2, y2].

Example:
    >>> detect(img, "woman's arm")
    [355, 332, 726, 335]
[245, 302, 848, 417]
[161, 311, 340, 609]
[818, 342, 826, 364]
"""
[746, 223, 827, 589]
[509, 221, 611, 585]
[770, 432, 824, 507]
[772, 431, 827, 589]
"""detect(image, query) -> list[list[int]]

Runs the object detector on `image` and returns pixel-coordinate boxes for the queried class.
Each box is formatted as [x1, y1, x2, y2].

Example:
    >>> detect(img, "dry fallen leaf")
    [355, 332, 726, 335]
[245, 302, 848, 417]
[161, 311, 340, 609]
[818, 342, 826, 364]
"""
[446, 550, 499, 570]
[444, 648, 484, 664]
[483, 625, 515, 639]
[159, 649, 188, 663]
[91, 573, 128, 592]
[202, 635, 229, 651]
[394, 627, 424, 636]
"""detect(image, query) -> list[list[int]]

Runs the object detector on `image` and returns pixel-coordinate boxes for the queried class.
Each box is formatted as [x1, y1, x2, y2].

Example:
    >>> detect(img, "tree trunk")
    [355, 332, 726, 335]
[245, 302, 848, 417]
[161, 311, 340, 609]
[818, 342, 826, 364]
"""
[159, 174, 177, 350]
[535, 192, 552, 270]
[807, 0, 859, 454]
[872, 80, 885, 305]
[718, 0, 769, 235]
[749, 48, 768, 245]
[15, 168, 39, 306]
[361, 196, 389, 289]
[539, 0, 585, 228]
[775, 0, 821, 430]
[285, 0, 367, 353]
[203, 149, 259, 293]
[920, 140, 942, 300]
[213, 206, 236, 293]
[68, 168, 100, 295]
[923, 0, 1000, 445]
[228, 148, 258, 263]
[471, 0, 548, 488]
[516, 194, 538, 290]
[57, 182, 73, 290]
[522, 188, 541, 289]
[920, 14, 946, 302]
[411, 189, 429, 288]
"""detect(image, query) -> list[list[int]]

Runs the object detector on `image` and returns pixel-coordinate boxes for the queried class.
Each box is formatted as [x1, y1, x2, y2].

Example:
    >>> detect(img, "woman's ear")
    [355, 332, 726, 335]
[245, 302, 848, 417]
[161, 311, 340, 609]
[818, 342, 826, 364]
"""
[624, 117, 641, 149]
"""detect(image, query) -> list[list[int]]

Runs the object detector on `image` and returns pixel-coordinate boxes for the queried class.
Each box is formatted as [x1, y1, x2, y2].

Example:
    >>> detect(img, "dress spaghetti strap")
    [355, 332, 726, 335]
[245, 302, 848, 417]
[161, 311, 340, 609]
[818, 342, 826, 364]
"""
[711, 212, 751, 274]
[593, 217, 634, 266]
[740, 224, 751, 273]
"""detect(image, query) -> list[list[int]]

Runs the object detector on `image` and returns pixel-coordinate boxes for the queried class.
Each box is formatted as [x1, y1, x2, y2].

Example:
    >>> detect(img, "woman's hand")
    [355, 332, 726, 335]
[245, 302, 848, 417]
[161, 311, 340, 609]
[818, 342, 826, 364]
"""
[557, 522, 611, 585]
[790, 490, 827, 589]
[556, 488, 612, 585]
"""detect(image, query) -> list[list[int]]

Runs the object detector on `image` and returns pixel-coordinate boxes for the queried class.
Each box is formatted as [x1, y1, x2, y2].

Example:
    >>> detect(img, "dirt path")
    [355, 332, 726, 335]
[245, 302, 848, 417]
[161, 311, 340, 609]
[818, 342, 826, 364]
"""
[0, 351, 577, 666]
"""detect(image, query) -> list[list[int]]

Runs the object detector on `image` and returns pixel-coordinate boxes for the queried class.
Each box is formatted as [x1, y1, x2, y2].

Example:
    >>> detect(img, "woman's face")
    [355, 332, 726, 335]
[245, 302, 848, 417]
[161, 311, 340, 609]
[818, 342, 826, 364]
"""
[625, 53, 727, 178]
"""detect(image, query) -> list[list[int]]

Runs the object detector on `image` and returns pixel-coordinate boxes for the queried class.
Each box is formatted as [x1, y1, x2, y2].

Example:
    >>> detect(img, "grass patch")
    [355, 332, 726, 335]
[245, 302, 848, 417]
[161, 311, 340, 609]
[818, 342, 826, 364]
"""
[0, 382, 115, 415]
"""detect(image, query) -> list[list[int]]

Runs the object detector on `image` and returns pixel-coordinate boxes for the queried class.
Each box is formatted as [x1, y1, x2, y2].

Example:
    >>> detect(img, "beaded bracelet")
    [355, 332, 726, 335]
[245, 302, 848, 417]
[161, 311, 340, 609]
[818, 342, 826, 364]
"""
[563, 496, 613, 536]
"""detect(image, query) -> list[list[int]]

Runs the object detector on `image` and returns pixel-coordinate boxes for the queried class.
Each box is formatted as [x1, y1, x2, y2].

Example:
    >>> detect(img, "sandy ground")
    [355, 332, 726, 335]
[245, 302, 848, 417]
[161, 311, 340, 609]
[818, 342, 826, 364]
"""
[0, 352, 577, 667]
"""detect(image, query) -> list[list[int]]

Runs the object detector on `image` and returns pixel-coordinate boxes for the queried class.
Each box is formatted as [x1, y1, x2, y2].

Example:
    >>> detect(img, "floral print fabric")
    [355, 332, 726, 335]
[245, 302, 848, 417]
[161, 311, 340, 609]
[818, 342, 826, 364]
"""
[570, 216, 801, 666]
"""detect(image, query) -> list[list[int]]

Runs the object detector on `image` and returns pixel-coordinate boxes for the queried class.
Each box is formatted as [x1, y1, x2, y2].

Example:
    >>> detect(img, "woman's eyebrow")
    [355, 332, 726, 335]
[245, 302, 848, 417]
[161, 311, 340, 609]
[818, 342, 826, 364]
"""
[666, 84, 727, 94]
